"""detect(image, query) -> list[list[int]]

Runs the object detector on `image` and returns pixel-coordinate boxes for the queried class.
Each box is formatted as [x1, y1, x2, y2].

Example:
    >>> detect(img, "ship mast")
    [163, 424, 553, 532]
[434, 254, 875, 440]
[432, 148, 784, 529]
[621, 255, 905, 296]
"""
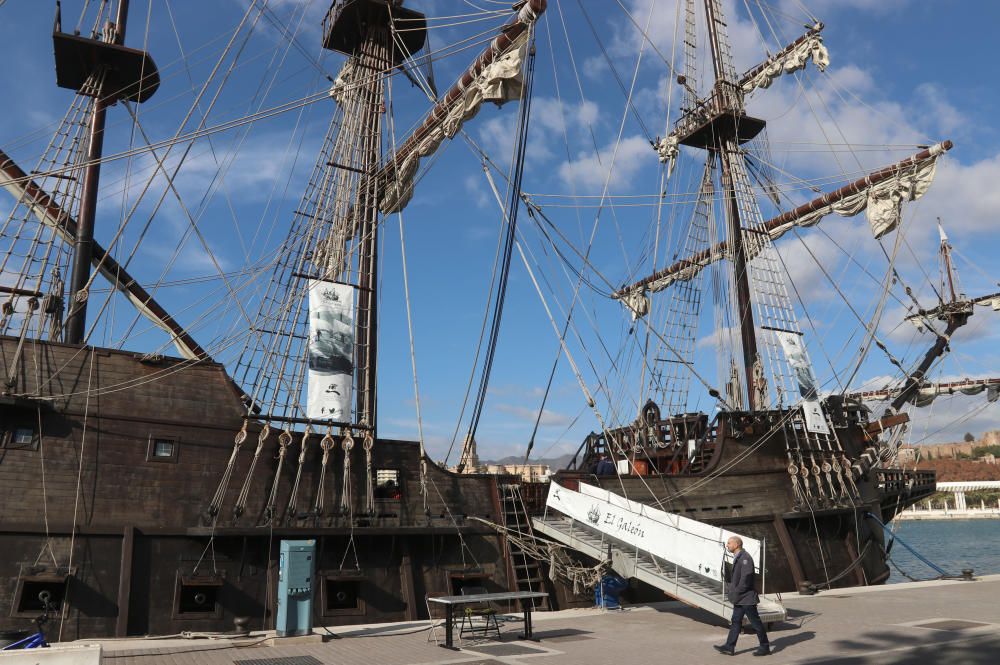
[703, 0, 760, 409]
[321, 0, 422, 437]
[63, 0, 133, 343]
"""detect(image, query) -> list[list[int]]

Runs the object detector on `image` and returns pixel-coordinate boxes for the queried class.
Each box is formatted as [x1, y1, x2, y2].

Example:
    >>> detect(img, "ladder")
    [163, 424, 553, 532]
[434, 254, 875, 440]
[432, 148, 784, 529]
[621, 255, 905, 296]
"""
[532, 515, 785, 624]
[499, 483, 551, 610]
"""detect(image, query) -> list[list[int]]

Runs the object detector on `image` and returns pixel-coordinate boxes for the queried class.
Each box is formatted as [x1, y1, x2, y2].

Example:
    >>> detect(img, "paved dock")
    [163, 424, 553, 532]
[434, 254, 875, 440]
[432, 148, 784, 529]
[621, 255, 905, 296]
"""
[69, 575, 1000, 664]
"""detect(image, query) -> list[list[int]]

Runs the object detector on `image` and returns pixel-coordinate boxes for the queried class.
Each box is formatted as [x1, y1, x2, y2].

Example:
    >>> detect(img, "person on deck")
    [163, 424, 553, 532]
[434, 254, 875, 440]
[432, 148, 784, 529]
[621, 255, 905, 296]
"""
[595, 455, 615, 476]
[715, 536, 770, 657]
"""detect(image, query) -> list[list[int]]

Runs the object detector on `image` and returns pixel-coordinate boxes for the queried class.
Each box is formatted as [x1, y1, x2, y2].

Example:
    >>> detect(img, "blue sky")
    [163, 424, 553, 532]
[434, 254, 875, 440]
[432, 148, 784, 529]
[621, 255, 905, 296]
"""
[2, 0, 999, 462]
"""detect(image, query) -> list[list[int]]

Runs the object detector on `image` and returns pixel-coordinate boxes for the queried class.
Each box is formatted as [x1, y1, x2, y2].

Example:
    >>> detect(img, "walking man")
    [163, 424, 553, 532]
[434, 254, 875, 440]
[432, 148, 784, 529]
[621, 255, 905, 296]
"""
[714, 536, 770, 656]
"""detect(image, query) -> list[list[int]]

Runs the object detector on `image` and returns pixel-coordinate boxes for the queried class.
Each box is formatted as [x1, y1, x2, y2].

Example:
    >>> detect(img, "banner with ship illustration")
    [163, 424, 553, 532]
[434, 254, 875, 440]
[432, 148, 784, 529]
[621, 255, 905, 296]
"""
[546, 481, 760, 581]
[775, 331, 830, 435]
[307, 279, 355, 421]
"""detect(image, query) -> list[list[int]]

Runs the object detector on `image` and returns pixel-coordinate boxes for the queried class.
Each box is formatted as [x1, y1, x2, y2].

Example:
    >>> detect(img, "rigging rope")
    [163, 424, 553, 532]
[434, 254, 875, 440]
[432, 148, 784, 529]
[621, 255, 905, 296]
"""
[462, 28, 537, 460]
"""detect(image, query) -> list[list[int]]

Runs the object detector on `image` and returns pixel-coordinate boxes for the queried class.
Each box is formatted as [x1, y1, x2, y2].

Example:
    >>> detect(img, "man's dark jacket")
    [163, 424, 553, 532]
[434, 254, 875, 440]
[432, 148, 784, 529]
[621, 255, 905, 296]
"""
[727, 549, 760, 606]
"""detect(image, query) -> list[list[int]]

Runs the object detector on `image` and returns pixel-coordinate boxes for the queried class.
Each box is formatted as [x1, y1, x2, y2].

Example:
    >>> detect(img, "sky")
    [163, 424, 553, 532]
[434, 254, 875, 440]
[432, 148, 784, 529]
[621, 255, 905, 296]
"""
[1, 0, 999, 462]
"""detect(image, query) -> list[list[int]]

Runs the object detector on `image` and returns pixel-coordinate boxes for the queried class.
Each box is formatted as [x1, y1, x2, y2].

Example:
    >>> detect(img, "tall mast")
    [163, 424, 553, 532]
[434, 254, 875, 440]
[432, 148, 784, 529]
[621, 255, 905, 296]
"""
[54, 0, 159, 343]
[703, 0, 759, 409]
[322, 0, 427, 437]
[65, 0, 127, 343]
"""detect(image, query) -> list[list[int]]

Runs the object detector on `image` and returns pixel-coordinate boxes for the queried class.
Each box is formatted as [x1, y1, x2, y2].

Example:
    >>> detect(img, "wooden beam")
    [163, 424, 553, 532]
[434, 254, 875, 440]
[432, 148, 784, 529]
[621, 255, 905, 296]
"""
[115, 525, 135, 637]
[616, 142, 953, 299]
[399, 538, 418, 621]
[771, 516, 806, 589]
[0, 147, 209, 360]
[738, 24, 824, 89]
[377, 0, 547, 186]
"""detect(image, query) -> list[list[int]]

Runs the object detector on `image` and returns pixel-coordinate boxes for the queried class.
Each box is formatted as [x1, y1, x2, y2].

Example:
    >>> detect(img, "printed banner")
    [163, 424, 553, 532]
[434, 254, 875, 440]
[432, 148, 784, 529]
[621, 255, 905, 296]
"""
[546, 481, 760, 581]
[307, 280, 355, 421]
[774, 331, 830, 434]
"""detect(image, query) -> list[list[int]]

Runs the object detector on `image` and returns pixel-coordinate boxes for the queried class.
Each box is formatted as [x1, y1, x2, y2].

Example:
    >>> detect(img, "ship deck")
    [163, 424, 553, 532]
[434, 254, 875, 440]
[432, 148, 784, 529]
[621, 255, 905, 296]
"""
[69, 575, 1000, 664]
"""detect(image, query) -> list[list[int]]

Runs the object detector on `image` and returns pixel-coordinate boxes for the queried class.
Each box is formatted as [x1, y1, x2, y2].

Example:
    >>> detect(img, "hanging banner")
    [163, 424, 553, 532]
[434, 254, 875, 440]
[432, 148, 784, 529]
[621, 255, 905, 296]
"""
[546, 481, 761, 581]
[775, 331, 829, 434]
[307, 280, 355, 421]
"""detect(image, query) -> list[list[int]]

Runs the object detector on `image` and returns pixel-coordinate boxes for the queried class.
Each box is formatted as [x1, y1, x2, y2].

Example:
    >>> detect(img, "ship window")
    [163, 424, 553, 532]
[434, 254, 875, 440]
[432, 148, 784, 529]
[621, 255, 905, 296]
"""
[147, 436, 178, 462]
[13, 576, 67, 617]
[374, 469, 401, 499]
[321, 575, 366, 616]
[3, 426, 38, 450]
[173, 575, 223, 619]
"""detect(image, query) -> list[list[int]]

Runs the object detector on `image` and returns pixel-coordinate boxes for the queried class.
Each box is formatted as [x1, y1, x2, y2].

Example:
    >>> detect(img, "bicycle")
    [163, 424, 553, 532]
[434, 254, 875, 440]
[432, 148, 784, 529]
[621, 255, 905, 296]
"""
[1, 590, 53, 650]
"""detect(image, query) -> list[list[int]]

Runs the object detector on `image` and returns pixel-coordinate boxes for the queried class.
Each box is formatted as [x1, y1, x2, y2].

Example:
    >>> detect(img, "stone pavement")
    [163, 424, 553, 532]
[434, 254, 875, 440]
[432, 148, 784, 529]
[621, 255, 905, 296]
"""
[71, 575, 1000, 665]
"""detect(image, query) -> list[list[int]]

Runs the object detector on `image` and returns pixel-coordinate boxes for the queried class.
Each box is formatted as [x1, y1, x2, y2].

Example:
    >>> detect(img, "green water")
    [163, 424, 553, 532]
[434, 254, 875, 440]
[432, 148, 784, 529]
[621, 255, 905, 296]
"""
[886, 519, 1000, 582]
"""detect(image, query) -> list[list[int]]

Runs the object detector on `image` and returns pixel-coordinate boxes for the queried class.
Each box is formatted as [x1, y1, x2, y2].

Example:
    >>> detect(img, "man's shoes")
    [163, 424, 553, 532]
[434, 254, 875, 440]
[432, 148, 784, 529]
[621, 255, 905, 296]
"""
[714, 645, 735, 656]
[753, 646, 772, 657]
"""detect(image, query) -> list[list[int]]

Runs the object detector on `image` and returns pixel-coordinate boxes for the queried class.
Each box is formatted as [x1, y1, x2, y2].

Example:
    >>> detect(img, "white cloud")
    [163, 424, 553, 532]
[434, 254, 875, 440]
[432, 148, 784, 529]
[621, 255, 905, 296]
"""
[558, 134, 653, 190]
[495, 402, 572, 427]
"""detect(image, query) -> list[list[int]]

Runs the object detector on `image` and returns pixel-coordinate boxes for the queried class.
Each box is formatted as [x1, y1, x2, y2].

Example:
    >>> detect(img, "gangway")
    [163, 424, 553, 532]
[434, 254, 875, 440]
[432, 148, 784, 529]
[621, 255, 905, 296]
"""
[532, 482, 786, 625]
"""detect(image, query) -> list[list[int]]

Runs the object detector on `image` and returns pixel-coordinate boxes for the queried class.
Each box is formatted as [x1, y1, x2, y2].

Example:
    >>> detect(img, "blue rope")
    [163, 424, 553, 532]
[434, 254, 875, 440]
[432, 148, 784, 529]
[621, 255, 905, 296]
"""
[864, 512, 952, 578]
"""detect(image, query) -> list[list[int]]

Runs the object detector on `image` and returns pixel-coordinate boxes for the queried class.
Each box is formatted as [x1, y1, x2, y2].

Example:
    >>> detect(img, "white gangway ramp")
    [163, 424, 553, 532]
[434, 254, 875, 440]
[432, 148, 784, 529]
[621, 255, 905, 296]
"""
[532, 481, 786, 624]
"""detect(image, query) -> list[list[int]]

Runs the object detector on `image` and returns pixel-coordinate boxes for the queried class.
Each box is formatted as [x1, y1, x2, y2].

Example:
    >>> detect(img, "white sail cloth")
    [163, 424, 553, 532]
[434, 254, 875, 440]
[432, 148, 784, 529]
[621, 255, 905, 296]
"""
[742, 35, 830, 94]
[767, 143, 945, 241]
[854, 380, 1000, 406]
[653, 133, 680, 179]
[378, 28, 532, 214]
[328, 60, 356, 104]
[616, 144, 946, 317]
[916, 382, 1000, 406]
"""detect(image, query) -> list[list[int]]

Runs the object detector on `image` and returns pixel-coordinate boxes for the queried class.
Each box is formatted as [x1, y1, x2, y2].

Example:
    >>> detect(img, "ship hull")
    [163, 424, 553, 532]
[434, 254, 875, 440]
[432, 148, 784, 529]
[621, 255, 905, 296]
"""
[546, 409, 936, 595]
[0, 336, 522, 639]
[0, 336, 933, 638]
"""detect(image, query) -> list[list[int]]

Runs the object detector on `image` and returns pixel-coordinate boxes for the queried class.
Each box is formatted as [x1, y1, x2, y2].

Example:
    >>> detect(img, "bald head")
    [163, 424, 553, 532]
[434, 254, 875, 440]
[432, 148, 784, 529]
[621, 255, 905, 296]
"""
[726, 536, 743, 553]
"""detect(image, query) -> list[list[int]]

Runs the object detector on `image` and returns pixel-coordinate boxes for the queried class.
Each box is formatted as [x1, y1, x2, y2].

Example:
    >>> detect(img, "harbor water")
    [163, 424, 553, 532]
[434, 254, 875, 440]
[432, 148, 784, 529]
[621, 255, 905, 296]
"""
[886, 518, 1000, 582]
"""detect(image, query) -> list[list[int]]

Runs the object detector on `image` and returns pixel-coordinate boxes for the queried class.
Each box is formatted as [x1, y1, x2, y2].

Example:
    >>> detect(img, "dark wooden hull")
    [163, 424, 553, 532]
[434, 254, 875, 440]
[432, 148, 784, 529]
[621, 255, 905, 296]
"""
[0, 336, 934, 639]
[0, 336, 519, 639]
[548, 409, 936, 595]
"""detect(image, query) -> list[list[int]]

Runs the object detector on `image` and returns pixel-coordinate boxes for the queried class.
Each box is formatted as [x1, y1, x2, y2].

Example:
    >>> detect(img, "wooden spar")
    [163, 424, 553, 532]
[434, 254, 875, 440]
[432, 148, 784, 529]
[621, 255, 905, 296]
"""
[889, 311, 969, 413]
[849, 377, 1000, 402]
[738, 23, 823, 89]
[762, 141, 952, 236]
[377, 0, 546, 185]
[614, 141, 954, 299]
[0, 147, 209, 361]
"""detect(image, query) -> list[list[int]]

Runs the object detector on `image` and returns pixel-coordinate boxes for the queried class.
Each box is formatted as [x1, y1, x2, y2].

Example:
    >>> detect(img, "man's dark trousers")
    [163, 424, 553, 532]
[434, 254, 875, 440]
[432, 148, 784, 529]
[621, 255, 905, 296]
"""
[725, 603, 768, 650]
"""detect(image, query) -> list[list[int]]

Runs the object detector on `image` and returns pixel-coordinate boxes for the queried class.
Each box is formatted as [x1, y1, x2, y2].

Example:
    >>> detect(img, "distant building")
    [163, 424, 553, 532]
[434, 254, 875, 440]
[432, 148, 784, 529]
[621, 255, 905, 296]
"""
[897, 447, 919, 465]
[982, 430, 1000, 447]
[912, 442, 976, 460]
[452, 435, 551, 482]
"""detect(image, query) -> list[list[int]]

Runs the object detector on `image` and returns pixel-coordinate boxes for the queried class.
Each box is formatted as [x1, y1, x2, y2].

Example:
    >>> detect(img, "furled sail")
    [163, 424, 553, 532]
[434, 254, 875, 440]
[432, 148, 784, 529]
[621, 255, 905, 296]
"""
[615, 142, 952, 313]
[766, 142, 946, 241]
[848, 378, 1000, 407]
[378, 1, 546, 214]
[741, 32, 829, 94]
